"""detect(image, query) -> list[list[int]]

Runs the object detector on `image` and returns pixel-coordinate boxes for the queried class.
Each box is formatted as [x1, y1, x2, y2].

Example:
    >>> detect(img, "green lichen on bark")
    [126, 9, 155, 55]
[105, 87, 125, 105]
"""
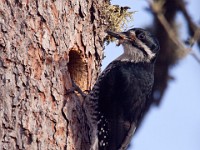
[102, 3, 135, 43]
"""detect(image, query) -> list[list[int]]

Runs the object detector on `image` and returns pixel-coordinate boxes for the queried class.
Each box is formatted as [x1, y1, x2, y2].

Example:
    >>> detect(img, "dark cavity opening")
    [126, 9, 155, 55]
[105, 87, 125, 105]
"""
[68, 50, 88, 91]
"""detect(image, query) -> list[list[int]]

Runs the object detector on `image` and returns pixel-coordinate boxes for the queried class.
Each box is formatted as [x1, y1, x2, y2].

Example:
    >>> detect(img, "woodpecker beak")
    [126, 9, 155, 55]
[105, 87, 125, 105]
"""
[106, 31, 127, 40]
[106, 30, 136, 46]
[107, 30, 131, 46]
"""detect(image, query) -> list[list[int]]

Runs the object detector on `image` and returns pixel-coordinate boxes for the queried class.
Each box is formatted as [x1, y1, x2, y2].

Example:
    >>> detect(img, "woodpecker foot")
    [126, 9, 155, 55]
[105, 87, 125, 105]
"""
[66, 80, 87, 98]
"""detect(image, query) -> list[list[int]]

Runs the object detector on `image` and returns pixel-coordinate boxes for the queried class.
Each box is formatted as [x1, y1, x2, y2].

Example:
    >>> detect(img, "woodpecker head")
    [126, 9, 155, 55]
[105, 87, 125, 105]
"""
[107, 28, 160, 63]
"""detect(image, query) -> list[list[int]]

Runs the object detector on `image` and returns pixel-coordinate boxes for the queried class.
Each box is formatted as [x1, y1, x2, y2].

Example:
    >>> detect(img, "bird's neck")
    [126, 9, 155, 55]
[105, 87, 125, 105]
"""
[116, 46, 145, 63]
[115, 43, 155, 63]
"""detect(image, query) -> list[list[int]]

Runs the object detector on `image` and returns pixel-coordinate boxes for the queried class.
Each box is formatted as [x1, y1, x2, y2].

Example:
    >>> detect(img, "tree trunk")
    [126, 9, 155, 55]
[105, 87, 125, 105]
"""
[0, 0, 106, 149]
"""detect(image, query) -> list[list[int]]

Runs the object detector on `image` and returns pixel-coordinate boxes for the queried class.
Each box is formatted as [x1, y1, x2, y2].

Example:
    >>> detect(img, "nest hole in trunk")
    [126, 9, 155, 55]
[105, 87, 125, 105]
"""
[67, 50, 88, 91]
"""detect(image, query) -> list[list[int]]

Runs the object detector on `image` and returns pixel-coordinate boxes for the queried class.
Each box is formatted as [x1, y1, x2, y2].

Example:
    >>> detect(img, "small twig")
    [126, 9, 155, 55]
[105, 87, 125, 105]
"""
[175, 0, 200, 47]
[189, 28, 200, 47]
[148, 0, 200, 63]
[148, 0, 185, 49]
[190, 51, 200, 63]
[175, 0, 198, 36]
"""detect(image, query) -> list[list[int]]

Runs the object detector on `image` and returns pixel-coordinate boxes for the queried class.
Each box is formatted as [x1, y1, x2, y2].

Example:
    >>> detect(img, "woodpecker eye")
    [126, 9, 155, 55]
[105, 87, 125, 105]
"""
[138, 33, 146, 40]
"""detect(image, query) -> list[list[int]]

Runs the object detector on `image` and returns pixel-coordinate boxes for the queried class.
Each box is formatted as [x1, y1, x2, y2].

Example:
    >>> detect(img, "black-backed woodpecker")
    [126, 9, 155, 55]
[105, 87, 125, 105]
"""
[84, 28, 160, 150]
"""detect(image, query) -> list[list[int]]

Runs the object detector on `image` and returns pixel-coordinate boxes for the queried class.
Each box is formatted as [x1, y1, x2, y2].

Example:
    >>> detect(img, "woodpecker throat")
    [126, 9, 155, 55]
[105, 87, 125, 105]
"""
[84, 28, 160, 150]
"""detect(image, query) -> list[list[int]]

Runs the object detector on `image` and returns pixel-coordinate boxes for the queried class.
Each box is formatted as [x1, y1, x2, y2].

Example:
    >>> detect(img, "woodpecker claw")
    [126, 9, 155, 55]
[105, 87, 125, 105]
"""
[66, 80, 87, 98]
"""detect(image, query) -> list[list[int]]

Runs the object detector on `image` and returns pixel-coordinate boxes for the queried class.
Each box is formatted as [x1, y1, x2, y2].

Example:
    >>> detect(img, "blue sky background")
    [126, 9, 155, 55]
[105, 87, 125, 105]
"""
[102, 0, 200, 150]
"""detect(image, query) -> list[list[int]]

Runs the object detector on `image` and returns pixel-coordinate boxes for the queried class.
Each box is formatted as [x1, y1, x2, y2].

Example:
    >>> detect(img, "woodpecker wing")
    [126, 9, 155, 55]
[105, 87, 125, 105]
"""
[91, 60, 154, 150]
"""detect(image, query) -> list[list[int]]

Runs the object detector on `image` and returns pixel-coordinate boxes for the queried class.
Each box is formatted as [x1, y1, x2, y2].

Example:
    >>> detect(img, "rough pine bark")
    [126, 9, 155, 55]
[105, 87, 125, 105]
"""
[0, 0, 106, 149]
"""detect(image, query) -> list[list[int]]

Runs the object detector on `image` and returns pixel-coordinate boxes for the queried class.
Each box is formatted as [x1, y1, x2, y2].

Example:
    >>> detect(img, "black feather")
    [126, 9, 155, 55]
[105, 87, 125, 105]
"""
[86, 28, 159, 150]
[91, 60, 154, 150]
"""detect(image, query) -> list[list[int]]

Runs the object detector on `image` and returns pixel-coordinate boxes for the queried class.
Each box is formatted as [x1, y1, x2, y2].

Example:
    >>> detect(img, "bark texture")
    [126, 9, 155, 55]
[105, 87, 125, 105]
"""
[0, 0, 106, 149]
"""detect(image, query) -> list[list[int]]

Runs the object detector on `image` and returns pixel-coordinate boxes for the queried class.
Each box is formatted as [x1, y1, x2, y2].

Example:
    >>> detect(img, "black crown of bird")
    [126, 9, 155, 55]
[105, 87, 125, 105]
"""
[84, 28, 160, 150]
